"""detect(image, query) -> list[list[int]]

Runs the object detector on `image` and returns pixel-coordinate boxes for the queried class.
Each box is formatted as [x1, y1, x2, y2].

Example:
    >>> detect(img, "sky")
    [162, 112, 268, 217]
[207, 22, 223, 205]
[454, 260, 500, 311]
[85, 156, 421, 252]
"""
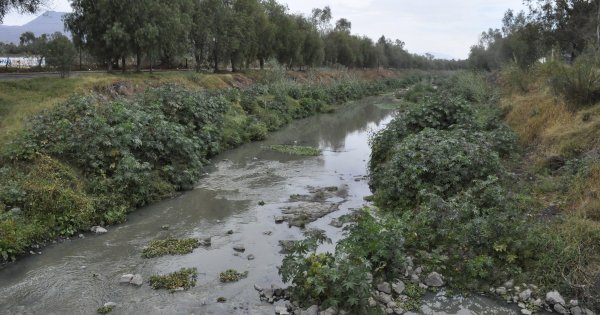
[1, 0, 526, 59]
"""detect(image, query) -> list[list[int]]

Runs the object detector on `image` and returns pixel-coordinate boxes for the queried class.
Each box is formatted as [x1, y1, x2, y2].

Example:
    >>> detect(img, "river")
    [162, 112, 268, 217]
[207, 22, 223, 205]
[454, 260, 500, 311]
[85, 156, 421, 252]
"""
[0, 95, 524, 315]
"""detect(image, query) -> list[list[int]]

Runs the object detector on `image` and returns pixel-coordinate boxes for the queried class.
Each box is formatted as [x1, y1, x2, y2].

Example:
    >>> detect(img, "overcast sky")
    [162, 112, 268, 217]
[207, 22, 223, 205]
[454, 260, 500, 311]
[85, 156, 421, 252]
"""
[1, 0, 525, 59]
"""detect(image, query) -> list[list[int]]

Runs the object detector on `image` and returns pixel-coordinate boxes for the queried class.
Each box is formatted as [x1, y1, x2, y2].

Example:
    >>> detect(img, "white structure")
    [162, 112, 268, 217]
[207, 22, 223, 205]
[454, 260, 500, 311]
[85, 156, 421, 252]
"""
[0, 56, 45, 68]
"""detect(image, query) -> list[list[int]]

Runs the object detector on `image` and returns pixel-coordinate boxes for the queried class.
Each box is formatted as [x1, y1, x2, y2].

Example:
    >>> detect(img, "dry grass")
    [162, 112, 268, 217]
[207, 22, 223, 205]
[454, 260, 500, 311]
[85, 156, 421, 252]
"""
[502, 68, 600, 307]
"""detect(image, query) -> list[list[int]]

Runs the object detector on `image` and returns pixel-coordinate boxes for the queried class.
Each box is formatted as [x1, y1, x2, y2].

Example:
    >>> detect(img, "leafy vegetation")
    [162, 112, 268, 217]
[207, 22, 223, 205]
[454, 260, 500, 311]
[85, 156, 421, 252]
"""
[280, 229, 372, 310]
[269, 145, 321, 156]
[219, 269, 249, 282]
[96, 305, 114, 314]
[281, 72, 598, 312]
[142, 238, 200, 258]
[148, 267, 198, 292]
[0, 73, 418, 263]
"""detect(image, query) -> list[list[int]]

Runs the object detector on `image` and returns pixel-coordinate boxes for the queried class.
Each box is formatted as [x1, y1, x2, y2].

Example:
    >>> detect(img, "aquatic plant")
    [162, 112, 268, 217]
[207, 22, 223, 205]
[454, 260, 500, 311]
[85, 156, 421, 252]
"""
[142, 238, 200, 258]
[269, 145, 321, 156]
[149, 267, 198, 292]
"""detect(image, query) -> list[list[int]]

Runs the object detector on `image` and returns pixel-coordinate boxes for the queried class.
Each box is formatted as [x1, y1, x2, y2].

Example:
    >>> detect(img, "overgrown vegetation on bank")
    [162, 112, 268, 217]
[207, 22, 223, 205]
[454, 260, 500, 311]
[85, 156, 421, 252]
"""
[0, 72, 422, 263]
[280, 71, 600, 313]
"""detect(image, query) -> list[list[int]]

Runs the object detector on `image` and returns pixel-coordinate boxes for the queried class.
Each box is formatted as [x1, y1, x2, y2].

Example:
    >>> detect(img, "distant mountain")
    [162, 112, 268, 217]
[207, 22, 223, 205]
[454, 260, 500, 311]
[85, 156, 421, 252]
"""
[0, 11, 69, 44]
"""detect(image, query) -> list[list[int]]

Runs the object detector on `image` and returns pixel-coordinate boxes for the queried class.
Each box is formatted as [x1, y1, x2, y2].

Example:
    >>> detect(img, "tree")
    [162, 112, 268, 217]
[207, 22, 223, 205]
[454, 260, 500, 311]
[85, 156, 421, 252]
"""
[0, 0, 43, 23]
[311, 6, 332, 35]
[45, 32, 76, 78]
[18, 31, 48, 67]
[65, 0, 131, 72]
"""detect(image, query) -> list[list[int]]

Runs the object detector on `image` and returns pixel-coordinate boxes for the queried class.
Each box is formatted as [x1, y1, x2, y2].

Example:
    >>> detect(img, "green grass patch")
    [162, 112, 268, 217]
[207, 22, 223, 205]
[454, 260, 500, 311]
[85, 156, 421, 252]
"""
[219, 269, 249, 282]
[269, 144, 321, 156]
[149, 267, 198, 292]
[142, 238, 200, 258]
[96, 305, 114, 314]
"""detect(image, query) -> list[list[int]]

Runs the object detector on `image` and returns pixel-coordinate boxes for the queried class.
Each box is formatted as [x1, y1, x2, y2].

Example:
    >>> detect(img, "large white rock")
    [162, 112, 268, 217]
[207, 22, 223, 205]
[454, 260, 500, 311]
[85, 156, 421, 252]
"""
[546, 290, 566, 306]
[424, 272, 444, 287]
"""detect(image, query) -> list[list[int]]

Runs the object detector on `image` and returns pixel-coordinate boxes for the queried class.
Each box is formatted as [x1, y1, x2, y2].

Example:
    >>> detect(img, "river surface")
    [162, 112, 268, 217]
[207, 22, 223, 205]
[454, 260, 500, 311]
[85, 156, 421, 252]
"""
[0, 96, 523, 315]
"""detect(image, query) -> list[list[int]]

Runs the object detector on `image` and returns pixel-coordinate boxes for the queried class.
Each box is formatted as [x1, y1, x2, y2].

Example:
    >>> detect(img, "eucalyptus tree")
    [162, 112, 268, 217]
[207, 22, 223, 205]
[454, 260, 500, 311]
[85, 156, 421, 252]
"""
[65, 0, 132, 72]
[196, 0, 233, 72]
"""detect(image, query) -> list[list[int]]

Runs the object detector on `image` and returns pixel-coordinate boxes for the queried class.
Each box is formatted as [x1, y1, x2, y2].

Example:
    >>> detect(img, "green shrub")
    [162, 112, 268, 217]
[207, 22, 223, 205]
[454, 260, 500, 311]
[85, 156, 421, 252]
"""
[446, 71, 490, 103]
[501, 63, 532, 93]
[280, 230, 372, 310]
[247, 121, 268, 141]
[549, 57, 600, 109]
[370, 94, 475, 175]
[373, 128, 504, 209]
[396, 81, 435, 103]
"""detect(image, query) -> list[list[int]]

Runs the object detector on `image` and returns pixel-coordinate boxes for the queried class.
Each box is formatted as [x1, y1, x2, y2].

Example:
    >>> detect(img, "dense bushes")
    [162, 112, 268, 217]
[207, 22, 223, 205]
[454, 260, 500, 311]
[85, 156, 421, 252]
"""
[283, 71, 600, 311]
[0, 74, 416, 263]
[373, 129, 503, 209]
[548, 57, 600, 109]
[281, 72, 573, 312]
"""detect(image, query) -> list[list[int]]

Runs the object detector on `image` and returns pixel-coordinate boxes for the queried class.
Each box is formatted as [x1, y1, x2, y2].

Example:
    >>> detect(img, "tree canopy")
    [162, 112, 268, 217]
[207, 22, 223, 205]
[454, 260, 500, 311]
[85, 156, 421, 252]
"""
[61, 0, 463, 72]
[469, 0, 600, 70]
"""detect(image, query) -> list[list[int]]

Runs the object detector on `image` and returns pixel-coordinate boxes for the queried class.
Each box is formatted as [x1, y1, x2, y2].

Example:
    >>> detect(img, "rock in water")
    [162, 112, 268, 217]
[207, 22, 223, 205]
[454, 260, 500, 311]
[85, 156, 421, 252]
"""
[130, 274, 143, 286]
[199, 237, 211, 246]
[119, 274, 134, 283]
[424, 272, 444, 287]
[275, 305, 289, 315]
[274, 216, 285, 224]
[233, 244, 245, 252]
[91, 226, 108, 234]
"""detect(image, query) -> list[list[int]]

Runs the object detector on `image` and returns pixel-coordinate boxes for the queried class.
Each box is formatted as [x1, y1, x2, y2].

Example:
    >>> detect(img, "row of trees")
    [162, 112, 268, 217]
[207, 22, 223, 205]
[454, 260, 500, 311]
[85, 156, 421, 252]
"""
[469, 0, 600, 70]
[63, 0, 463, 72]
[0, 31, 76, 77]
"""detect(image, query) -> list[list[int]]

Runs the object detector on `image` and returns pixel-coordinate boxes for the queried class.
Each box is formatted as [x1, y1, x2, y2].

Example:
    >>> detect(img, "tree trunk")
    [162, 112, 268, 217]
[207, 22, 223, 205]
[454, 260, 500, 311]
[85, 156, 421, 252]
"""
[136, 52, 141, 73]
[259, 58, 264, 70]
[213, 47, 219, 72]
[79, 47, 82, 71]
[122, 56, 126, 73]
[231, 55, 237, 72]
[195, 53, 201, 72]
[108, 60, 113, 73]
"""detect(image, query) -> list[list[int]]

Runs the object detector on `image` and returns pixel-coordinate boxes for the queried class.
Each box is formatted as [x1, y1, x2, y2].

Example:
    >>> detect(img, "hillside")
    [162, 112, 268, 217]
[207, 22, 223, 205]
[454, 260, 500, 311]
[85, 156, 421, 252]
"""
[0, 11, 69, 44]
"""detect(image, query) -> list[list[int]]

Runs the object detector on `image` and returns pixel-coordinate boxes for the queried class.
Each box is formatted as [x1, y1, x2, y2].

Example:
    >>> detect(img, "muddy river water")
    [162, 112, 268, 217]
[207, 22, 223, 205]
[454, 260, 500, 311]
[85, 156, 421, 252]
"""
[0, 96, 525, 315]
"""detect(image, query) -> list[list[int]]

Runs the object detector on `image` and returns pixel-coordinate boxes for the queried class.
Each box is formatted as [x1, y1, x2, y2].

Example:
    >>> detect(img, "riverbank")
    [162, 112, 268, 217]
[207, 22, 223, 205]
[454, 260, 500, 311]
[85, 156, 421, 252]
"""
[278, 71, 599, 314]
[0, 69, 421, 264]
